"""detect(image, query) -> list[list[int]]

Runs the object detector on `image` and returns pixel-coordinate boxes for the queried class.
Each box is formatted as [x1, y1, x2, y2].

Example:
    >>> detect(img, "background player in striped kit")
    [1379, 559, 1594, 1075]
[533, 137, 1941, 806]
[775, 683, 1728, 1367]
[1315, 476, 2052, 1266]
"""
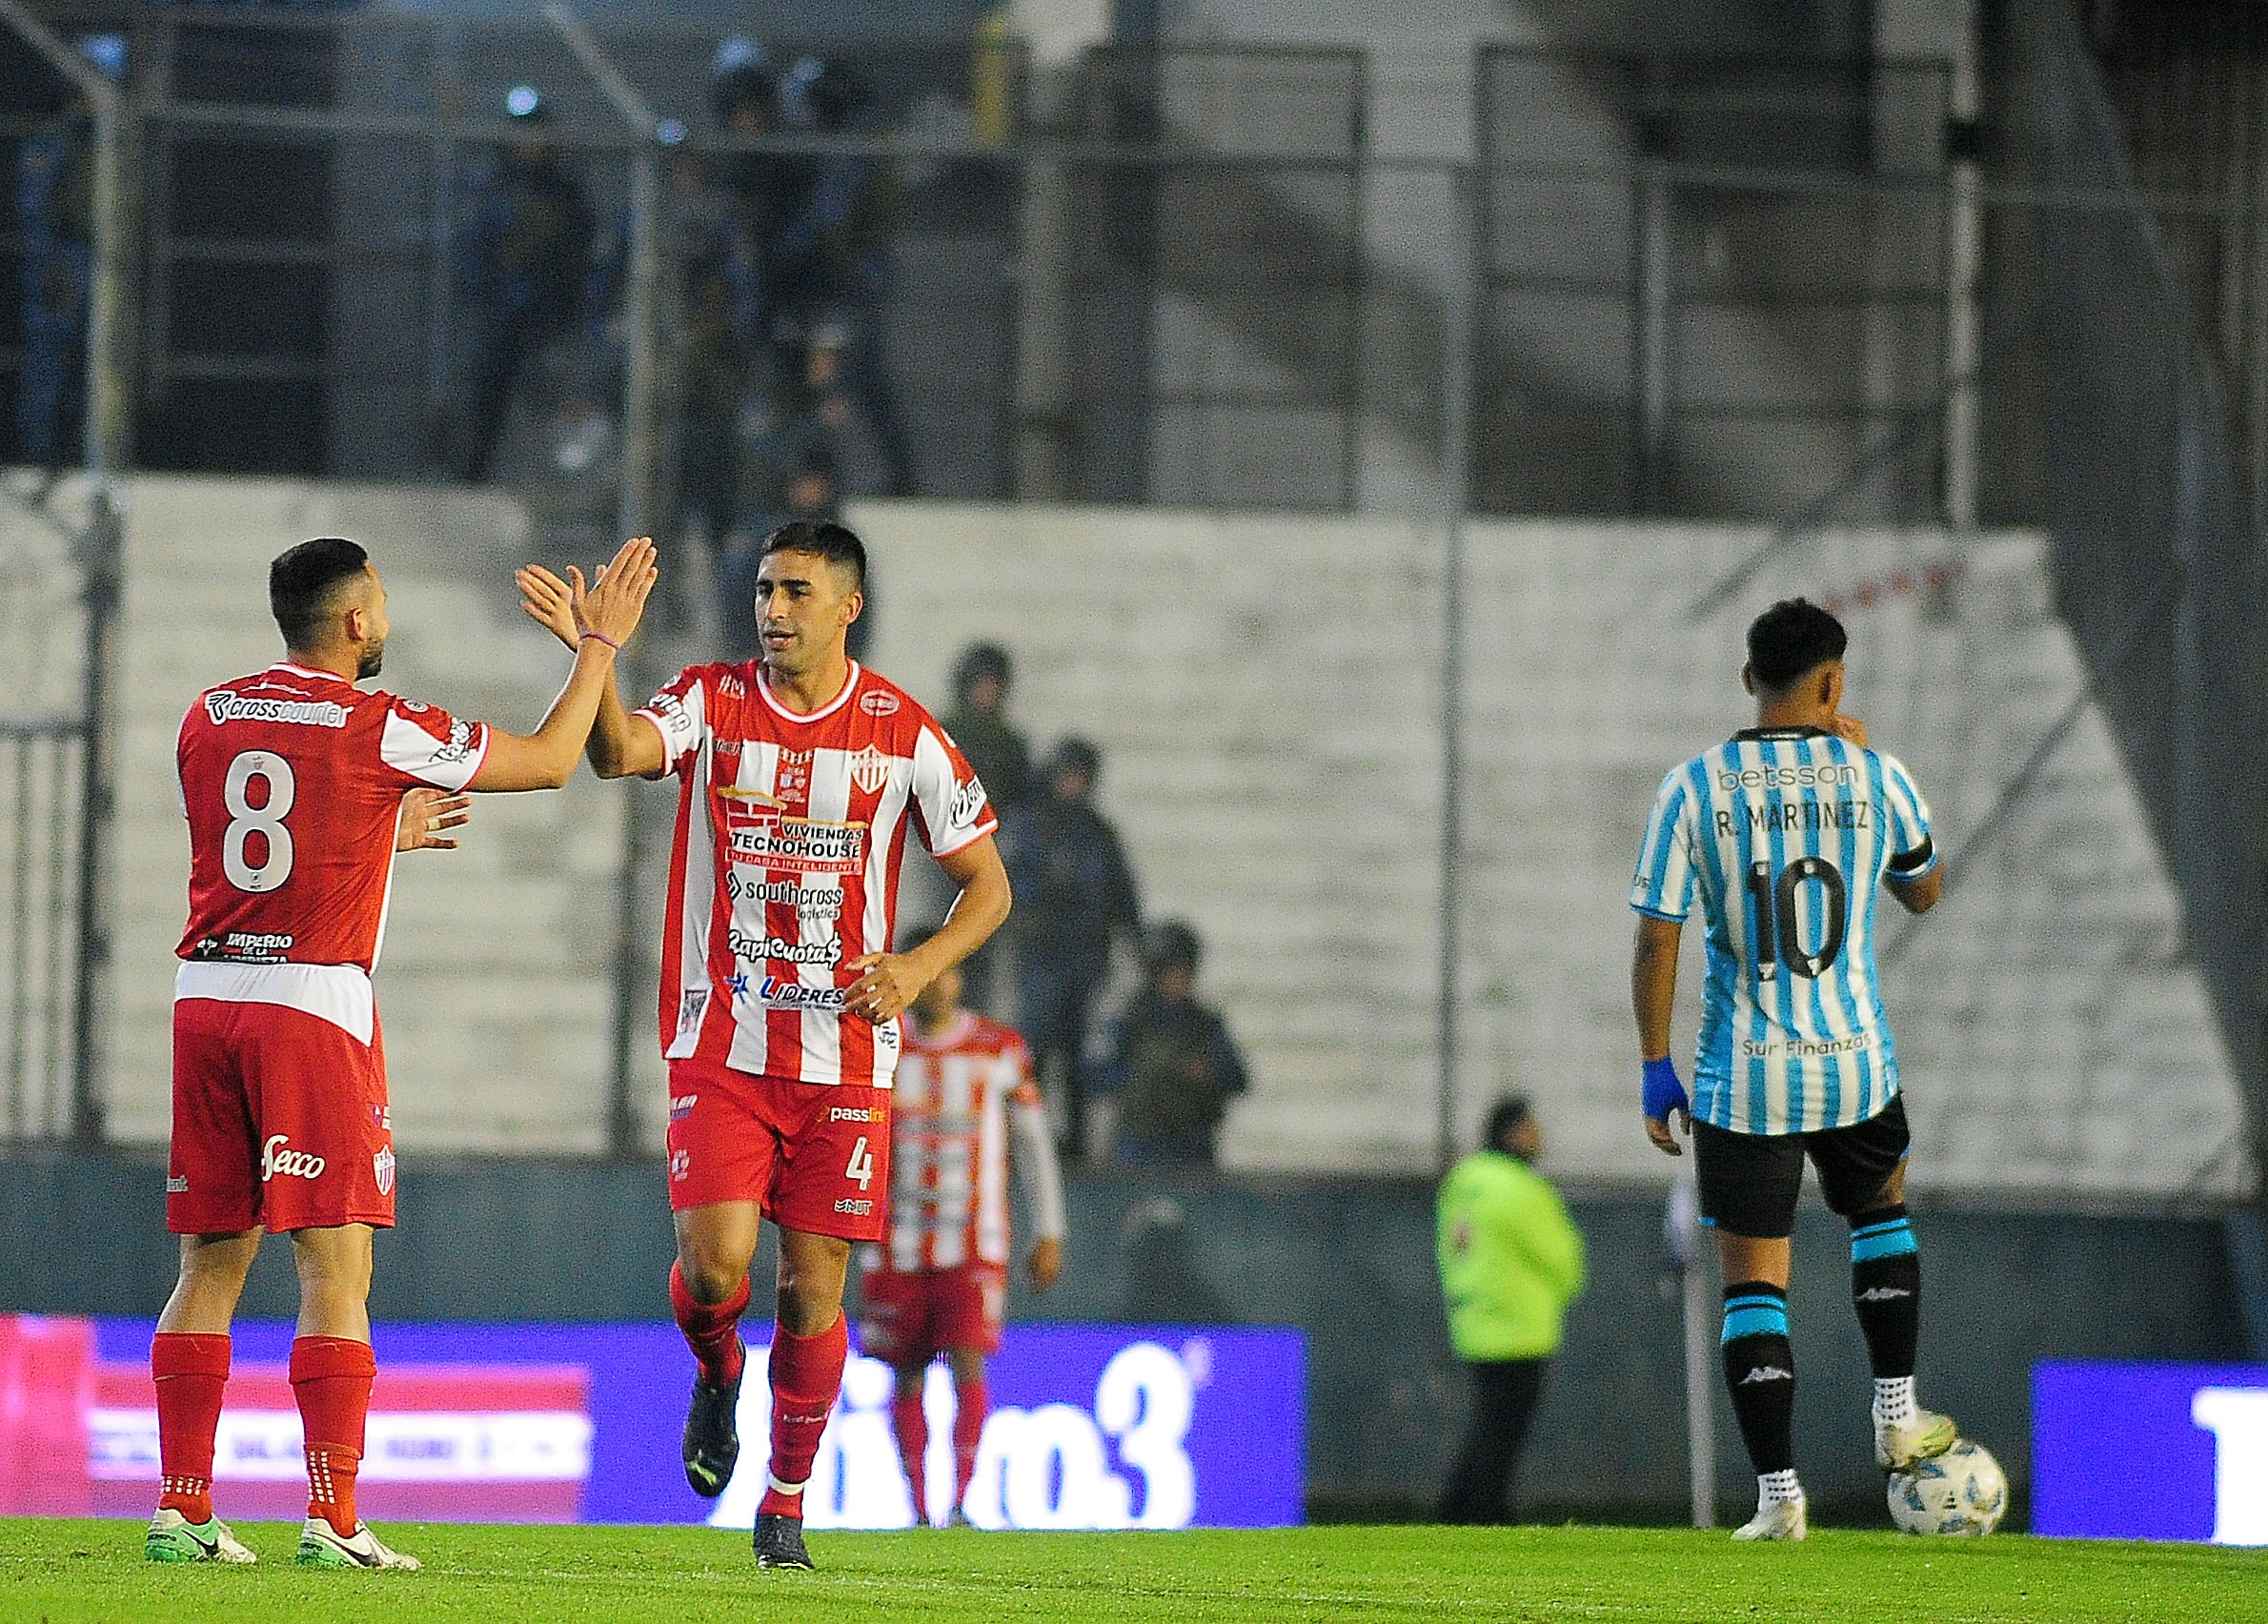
[859, 924, 1065, 1525]
[520, 519, 1010, 1569]
[1628, 597, 1951, 1541]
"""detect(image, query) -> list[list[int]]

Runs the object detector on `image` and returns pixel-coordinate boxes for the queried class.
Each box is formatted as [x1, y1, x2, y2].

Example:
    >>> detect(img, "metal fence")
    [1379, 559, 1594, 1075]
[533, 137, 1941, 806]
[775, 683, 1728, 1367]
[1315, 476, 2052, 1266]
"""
[4, 2, 2265, 1174]
[1473, 49, 1953, 521]
[2014, 1, 2268, 1189]
[0, 474, 100, 1144]
[0, 4, 1992, 525]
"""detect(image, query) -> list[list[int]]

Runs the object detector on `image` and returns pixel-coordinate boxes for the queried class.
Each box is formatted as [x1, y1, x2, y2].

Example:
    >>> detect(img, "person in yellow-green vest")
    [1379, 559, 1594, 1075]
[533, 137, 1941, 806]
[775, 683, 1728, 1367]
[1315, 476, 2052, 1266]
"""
[1436, 1096, 1586, 1523]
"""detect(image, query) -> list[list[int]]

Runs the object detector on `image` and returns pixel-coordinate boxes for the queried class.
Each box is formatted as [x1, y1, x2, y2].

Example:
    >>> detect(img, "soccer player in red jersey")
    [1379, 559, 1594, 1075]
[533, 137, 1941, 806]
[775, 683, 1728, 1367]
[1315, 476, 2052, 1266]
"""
[150, 534, 657, 1570]
[860, 927, 1064, 1526]
[519, 518, 1011, 1569]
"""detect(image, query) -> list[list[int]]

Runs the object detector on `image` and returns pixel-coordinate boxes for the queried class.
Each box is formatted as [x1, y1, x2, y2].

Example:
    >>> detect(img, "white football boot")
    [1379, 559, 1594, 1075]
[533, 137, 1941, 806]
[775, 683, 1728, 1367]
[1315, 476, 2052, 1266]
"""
[145, 1507, 256, 1564]
[1874, 1408, 1957, 1472]
[295, 1516, 422, 1571]
[1731, 1491, 1809, 1542]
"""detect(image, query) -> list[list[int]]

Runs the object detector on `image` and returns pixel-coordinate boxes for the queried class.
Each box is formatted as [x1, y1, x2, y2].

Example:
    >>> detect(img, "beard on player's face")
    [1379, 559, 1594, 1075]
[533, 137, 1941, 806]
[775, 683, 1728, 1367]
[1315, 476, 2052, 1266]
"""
[356, 638, 385, 680]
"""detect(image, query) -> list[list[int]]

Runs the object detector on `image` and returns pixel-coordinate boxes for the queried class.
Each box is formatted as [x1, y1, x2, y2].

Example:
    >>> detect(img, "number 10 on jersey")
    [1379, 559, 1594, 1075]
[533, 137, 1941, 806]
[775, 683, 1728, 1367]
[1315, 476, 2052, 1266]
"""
[1744, 856, 1848, 981]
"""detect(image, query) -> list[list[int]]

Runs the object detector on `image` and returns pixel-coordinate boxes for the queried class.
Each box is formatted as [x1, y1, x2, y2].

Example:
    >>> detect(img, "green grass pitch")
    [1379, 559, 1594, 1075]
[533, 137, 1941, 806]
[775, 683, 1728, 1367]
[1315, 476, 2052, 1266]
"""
[3, 1519, 2261, 1623]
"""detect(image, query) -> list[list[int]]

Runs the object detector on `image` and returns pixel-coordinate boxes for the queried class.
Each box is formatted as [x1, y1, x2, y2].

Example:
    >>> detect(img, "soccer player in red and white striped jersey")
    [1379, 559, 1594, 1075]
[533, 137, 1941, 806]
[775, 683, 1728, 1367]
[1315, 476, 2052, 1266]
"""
[859, 931, 1064, 1524]
[152, 534, 655, 1571]
[520, 519, 1011, 1569]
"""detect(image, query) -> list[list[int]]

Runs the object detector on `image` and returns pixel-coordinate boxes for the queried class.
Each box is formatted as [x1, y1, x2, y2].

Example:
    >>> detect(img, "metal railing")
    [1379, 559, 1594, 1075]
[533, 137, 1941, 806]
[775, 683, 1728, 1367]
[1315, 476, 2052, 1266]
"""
[0, 5, 1991, 523]
[2012, 1, 2268, 1197]
[4, 2, 2265, 1172]
[1473, 49, 1955, 522]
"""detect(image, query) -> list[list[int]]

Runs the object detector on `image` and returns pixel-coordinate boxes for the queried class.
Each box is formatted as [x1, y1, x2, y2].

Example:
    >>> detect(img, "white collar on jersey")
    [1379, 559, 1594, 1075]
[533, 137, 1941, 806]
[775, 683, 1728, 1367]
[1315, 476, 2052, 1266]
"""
[756, 660, 861, 724]
[270, 660, 350, 684]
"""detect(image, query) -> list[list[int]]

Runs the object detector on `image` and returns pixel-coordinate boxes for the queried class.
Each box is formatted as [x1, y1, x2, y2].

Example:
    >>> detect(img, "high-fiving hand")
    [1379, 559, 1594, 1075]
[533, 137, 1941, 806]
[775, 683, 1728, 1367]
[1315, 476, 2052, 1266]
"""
[517, 535, 658, 653]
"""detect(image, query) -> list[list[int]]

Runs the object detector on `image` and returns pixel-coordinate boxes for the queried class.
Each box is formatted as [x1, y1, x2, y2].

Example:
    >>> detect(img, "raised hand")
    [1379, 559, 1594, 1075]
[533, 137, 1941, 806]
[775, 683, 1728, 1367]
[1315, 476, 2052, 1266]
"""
[516, 564, 579, 650]
[1828, 711, 1870, 748]
[577, 536, 659, 651]
[396, 788, 472, 853]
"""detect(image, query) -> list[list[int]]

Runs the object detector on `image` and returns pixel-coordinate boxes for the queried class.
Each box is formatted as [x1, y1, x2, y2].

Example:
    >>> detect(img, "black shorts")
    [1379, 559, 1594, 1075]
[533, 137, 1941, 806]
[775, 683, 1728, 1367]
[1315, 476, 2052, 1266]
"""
[1693, 1094, 1911, 1238]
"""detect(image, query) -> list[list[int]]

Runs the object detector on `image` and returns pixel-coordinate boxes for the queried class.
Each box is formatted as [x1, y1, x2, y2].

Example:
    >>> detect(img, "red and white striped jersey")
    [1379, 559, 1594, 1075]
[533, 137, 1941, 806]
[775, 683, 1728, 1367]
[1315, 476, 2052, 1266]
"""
[640, 660, 997, 1088]
[174, 662, 490, 1040]
[883, 1012, 1065, 1270]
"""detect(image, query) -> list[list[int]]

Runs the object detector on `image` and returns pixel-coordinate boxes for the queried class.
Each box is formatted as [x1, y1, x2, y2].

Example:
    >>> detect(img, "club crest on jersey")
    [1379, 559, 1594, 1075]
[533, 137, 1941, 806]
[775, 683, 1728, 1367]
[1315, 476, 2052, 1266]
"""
[848, 745, 891, 795]
[774, 748, 814, 802]
[859, 690, 901, 718]
[373, 1147, 395, 1196]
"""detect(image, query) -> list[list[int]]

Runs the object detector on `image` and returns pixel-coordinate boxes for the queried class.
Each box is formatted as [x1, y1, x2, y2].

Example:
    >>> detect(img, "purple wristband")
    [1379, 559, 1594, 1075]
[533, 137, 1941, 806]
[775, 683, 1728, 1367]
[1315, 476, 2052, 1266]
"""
[579, 629, 621, 651]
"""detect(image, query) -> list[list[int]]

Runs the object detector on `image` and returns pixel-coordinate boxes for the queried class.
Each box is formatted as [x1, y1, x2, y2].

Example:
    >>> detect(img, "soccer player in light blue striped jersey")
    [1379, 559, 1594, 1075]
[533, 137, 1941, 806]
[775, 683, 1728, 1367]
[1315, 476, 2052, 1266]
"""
[1629, 598, 1952, 1542]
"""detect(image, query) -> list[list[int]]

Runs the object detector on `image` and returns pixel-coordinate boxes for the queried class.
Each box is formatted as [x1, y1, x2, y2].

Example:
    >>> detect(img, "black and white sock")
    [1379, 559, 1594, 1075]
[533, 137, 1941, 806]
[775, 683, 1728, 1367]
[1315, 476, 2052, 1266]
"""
[1850, 1207, 1922, 1423]
[1721, 1282, 1796, 1476]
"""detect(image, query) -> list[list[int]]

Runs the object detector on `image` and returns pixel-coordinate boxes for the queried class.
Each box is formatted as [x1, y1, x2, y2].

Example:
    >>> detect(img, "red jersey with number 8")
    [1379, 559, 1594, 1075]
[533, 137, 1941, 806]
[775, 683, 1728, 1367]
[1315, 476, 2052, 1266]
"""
[176, 662, 490, 976]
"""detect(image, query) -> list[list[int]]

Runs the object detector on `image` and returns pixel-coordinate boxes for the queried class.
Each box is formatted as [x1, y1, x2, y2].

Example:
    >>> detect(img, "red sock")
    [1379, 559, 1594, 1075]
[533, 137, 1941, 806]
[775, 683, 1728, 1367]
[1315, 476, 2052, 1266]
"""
[670, 1262, 750, 1387]
[892, 1377, 929, 1522]
[759, 1312, 848, 1519]
[290, 1336, 375, 1538]
[152, 1332, 231, 1524]
[952, 1377, 988, 1511]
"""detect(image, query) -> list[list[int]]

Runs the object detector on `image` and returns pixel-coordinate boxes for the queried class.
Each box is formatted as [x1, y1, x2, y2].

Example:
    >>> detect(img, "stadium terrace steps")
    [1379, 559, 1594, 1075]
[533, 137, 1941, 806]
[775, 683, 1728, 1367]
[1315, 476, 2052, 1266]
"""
[88, 479, 2249, 1195]
[103, 475, 623, 1152]
[854, 501, 2248, 1196]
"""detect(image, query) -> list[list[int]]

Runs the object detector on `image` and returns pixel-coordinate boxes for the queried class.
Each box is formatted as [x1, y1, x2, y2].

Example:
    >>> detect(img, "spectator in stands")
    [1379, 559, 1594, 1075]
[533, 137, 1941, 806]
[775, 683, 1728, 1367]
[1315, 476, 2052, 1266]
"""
[944, 643, 1032, 819]
[1002, 737, 1142, 1160]
[939, 642, 1031, 1015]
[709, 34, 794, 352]
[1435, 1097, 1586, 1525]
[719, 405, 845, 660]
[771, 53, 914, 495]
[460, 86, 596, 482]
[678, 254, 746, 553]
[1093, 922, 1248, 1166]
[13, 35, 122, 468]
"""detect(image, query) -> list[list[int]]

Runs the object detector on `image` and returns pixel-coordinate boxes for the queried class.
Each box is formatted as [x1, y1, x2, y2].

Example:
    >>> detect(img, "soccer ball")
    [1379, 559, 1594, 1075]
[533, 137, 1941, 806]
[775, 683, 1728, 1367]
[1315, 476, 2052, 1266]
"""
[1887, 1438, 2007, 1535]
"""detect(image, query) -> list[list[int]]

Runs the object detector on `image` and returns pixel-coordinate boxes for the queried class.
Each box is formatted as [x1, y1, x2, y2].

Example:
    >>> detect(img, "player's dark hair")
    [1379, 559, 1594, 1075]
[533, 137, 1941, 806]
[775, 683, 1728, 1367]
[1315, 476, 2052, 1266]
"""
[1746, 597, 1848, 691]
[270, 536, 371, 650]
[761, 518, 865, 592]
[1484, 1096, 1534, 1154]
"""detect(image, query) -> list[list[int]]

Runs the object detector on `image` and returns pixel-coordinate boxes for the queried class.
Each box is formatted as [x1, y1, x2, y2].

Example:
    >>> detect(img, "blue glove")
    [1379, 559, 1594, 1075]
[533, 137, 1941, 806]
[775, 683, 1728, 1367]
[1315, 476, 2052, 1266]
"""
[1642, 1056, 1690, 1123]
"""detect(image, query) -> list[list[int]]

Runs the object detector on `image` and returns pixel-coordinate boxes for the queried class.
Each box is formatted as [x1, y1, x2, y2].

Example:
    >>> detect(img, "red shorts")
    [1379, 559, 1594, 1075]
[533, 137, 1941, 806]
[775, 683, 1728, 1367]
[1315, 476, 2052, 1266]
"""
[169, 998, 396, 1234]
[665, 1053, 892, 1241]
[858, 1260, 1010, 1363]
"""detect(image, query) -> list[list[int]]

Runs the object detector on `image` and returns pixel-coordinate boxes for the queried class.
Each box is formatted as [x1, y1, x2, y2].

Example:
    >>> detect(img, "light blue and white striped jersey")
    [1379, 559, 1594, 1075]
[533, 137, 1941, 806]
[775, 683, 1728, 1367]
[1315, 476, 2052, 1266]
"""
[1630, 728, 1937, 1136]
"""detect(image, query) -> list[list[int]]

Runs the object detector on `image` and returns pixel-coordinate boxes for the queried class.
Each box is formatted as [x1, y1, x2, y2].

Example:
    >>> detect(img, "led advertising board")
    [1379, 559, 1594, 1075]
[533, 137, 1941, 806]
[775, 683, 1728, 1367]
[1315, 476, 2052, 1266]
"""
[0, 1314, 1305, 1529]
[2033, 1360, 2268, 1543]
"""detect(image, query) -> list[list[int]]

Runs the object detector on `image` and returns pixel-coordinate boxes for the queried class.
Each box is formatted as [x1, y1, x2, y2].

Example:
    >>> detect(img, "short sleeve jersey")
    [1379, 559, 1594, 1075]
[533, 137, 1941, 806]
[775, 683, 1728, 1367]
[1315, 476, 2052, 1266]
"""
[885, 1012, 1042, 1271]
[639, 660, 997, 1089]
[1629, 727, 1936, 1136]
[176, 662, 491, 974]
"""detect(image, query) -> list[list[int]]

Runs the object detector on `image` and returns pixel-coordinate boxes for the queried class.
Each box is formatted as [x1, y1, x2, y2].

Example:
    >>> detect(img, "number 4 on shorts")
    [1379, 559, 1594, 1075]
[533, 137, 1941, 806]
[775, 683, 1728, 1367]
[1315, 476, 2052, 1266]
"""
[845, 1135, 875, 1190]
